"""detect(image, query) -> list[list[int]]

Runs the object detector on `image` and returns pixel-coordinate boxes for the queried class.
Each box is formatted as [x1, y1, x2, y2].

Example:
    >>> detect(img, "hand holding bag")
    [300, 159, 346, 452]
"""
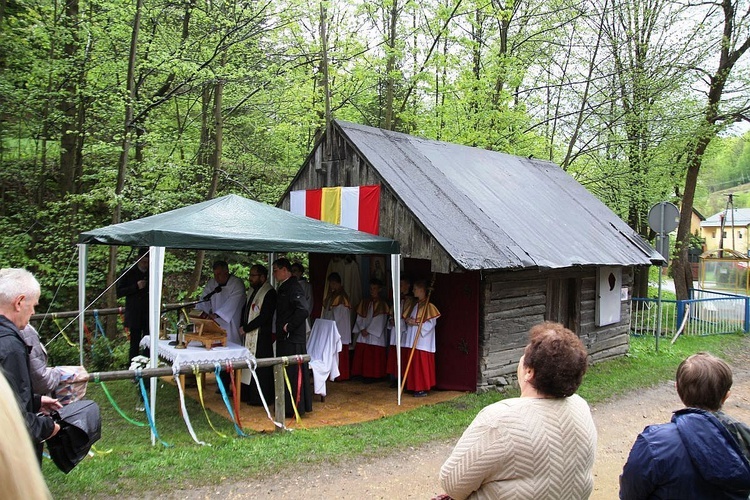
[46, 399, 101, 473]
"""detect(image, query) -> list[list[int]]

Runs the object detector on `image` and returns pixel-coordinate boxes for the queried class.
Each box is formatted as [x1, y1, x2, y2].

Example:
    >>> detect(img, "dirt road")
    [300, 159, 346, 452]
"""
[161, 358, 750, 499]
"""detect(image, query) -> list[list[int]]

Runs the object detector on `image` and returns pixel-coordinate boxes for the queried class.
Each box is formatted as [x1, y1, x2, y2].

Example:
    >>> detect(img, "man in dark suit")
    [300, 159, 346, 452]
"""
[238, 264, 277, 406]
[272, 258, 313, 416]
[116, 247, 149, 362]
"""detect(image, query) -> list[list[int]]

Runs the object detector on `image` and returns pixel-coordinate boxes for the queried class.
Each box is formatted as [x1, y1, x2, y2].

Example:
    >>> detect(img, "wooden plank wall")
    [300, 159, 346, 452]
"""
[279, 126, 456, 273]
[478, 266, 634, 391]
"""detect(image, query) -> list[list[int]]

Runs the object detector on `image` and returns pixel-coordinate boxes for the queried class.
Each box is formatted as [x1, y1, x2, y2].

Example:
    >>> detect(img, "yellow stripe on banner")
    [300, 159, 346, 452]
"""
[320, 187, 342, 225]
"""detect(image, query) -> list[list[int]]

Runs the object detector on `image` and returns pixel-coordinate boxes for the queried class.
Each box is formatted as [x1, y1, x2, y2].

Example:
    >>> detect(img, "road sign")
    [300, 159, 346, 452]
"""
[648, 202, 680, 234]
[655, 233, 670, 265]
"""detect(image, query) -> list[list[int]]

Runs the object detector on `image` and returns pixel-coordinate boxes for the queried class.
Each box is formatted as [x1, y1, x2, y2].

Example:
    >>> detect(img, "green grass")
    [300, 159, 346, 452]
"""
[44, 334, 750, 498]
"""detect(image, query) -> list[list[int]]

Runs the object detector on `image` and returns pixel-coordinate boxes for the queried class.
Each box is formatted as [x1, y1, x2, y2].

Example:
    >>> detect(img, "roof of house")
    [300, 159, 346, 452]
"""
[335, 120, 661, 270]
[701, 208, 750, 228]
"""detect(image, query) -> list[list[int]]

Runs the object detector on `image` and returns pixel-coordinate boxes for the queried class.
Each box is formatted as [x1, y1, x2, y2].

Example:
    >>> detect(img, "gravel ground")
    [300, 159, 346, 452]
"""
[149, 339, 750, 500]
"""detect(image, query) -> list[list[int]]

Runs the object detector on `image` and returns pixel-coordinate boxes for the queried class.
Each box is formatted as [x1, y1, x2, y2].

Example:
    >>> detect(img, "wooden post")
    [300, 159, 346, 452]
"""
[273, 363, 286, 431]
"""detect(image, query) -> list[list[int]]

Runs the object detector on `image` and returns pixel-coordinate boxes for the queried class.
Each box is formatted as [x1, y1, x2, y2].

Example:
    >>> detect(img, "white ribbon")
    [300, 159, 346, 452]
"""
[172, 362, 208, 446]
[246, 356, 284, 429]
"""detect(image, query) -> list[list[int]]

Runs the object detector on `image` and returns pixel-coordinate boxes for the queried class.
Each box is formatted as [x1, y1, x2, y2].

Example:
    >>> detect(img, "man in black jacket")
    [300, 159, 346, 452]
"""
[272, 258, 313, 416]
[116, 247, 149, 362]
[0, 268, 61, 463]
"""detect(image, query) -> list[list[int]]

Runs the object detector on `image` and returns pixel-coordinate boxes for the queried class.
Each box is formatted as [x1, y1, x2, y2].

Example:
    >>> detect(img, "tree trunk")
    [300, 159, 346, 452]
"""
[108, 0, 142, 337]
[383, 0, 398, 130]
[188, 85, 215, 294]
[189, 68, 224, 294]
[59, 0, 80, 195]
[319, 1, 332, 159]
[673, 0, 750, 299]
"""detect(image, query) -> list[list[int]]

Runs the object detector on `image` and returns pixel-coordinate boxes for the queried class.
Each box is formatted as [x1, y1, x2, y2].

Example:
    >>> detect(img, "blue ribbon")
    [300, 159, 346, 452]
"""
[93, 310, 114, 355]
[137, 371, 171, 447]
[214, 364, 248, 437]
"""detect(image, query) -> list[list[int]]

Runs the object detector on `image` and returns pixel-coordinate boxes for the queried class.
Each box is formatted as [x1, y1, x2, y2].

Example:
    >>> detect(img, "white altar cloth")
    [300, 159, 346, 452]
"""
[141, 335, 252, 369]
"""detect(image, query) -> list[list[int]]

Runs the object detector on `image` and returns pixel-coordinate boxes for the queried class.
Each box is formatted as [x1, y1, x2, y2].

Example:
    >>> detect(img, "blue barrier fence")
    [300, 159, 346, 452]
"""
[631, 289, 750, 337]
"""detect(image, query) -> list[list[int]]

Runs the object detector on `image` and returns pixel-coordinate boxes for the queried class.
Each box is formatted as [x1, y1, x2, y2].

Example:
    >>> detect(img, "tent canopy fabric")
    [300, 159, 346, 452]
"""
[78, 194, 400, 255]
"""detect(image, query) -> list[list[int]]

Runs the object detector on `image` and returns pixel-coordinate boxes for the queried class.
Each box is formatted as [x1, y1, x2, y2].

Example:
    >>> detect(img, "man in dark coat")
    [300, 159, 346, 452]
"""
[0, 268, 61, 463]
[116, 247, 149, 362]
[238, 264, 277, 406]
[620, 353, 750, 499]
[272, 258, 313, 416]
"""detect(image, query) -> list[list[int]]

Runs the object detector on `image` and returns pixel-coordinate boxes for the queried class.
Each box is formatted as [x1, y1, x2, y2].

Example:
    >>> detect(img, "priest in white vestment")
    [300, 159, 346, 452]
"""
[195, 260, 246, 346]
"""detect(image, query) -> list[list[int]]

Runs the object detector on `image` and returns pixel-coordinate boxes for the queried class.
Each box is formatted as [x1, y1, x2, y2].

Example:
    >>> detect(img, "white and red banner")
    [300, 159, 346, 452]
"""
[290, 185, 380, 235]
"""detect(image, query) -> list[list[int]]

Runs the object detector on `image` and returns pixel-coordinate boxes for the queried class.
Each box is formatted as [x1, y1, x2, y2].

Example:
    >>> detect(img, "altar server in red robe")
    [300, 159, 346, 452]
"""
[321, 272, 352, 380]
[351, 279, 389, 382]
[402, 279, 440, 397]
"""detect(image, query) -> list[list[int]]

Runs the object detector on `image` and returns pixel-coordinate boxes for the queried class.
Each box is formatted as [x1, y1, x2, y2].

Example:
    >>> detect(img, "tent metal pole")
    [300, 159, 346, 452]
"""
[78, 244, 87, 366]
[269, 252, 276, 287]
[148, 246, 165, 445]
[391, 254, 401, 405]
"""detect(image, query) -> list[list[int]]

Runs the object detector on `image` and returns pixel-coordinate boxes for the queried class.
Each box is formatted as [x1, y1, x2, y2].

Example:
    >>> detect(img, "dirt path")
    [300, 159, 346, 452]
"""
[160, 356, 750, 500]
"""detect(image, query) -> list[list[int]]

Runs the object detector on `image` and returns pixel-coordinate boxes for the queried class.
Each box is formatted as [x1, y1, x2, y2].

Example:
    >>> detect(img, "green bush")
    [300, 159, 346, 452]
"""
[89, 335, 130, 371]
[46, 337, 81, 366]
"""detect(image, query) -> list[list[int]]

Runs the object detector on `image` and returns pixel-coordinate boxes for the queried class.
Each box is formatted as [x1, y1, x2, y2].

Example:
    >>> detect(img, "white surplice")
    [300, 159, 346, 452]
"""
[195, 274, 247, 345]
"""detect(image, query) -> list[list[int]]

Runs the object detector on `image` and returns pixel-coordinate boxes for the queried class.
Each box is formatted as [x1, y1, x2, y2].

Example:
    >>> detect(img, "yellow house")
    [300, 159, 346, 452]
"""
[701, 208, 750, 255]
[690, 207, 705, 238]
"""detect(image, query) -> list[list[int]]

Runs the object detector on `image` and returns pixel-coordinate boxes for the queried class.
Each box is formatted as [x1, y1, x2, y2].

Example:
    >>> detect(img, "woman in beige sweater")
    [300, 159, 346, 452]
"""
[439, 322, 597, 500]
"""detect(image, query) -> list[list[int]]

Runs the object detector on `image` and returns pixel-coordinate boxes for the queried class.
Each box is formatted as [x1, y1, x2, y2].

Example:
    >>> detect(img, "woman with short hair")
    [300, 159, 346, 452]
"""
[439, 321, 596, 499]
[620, 352, 750, 499]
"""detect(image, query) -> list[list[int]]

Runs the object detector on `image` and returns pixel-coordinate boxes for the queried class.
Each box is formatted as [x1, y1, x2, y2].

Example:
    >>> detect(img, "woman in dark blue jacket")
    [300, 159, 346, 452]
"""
[620, 353, 750, 499]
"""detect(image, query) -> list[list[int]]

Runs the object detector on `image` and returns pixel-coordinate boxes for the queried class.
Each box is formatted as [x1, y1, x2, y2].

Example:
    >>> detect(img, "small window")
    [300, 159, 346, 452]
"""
[713, 230, 717, 239]
[740, 232, 744, 239]
[723, 231, 728, 238]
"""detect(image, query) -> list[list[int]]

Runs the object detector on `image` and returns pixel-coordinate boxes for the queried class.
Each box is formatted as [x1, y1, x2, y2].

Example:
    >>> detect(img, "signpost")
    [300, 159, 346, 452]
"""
[648, 202, 680, 351]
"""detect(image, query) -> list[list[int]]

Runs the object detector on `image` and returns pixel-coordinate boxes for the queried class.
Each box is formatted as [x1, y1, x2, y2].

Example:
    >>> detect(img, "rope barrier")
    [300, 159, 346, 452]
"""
[93, 311, 114, 355]
[226, 361, 243, 430]
[52, 317, 79, 348]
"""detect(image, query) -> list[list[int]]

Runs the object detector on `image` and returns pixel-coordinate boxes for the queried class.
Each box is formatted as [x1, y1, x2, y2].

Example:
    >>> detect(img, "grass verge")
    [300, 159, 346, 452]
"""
[44, 333, 748, 498]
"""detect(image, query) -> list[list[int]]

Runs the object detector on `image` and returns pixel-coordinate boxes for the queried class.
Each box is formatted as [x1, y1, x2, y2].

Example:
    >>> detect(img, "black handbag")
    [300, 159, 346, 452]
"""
[46, 399, 102, 473]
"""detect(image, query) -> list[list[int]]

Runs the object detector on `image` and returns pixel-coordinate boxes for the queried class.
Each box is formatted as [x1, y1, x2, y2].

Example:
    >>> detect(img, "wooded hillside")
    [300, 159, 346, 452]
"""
[2, 0, 750, 316]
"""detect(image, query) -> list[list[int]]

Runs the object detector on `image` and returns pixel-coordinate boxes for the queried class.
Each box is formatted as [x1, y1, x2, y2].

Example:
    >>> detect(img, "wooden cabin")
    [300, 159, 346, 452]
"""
[279, 120, 661, 392]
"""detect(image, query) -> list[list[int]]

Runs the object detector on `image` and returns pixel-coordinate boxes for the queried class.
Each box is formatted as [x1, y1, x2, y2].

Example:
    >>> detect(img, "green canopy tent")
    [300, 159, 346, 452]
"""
[78, 194, 403, 440]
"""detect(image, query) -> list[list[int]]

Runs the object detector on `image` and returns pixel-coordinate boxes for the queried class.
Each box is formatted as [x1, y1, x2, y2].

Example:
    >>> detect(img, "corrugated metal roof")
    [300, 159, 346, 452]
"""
[701, 208, 750, 227]
[336, 120, 661, 271]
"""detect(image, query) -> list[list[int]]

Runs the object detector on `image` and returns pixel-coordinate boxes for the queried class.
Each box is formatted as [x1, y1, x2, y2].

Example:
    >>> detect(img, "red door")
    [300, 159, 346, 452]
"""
[403, 259, 479, 392]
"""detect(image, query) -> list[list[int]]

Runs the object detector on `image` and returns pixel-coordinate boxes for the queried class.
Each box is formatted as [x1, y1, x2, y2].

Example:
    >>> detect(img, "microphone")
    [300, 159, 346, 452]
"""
[202, 285, 222, 301]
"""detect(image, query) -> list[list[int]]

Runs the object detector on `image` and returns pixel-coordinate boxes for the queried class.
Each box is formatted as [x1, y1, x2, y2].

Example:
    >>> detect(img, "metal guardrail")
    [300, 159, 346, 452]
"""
[631, 289, 750, 336]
